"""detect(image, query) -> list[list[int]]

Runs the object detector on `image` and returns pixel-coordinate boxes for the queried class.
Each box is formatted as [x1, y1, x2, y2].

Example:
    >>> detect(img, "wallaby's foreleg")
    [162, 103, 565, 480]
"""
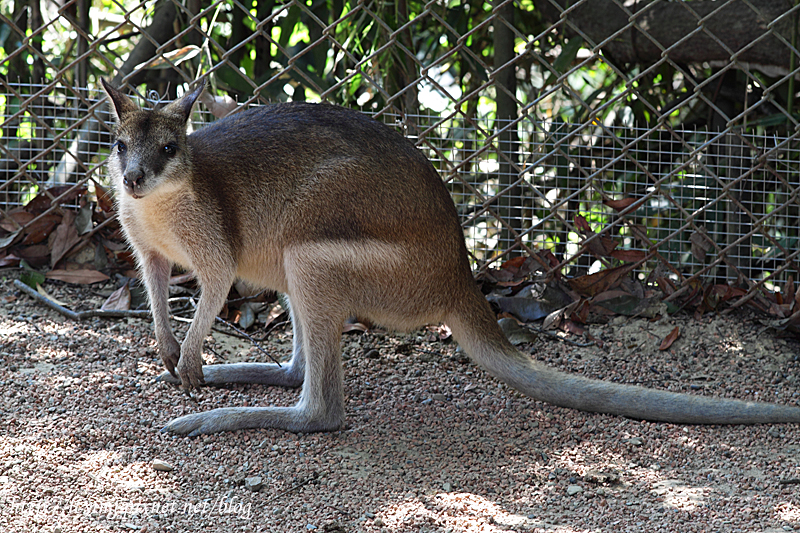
[175, 269, 236, 388]
[161, 293, 345, 435]
[140, 251, 181, 378]
[157, 299, 306, 387]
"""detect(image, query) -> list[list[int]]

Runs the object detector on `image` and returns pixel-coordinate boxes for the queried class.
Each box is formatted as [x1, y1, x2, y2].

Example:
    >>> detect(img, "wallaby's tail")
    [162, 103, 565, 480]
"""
[447, 289, 800, 425]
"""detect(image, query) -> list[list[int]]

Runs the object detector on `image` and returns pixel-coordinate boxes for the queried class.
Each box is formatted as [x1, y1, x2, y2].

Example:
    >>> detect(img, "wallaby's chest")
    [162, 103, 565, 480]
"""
[119, 189, 197, 269]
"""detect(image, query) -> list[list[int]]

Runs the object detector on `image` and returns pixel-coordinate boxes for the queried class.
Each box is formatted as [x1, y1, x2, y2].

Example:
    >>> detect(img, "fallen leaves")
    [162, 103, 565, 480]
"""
[45, 269, 110, 285]
[659, 326, 680, 351]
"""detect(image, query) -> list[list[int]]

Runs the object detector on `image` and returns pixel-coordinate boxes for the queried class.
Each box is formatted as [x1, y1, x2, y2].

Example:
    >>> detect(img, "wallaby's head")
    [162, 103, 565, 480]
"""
[102, 79, 205, 199]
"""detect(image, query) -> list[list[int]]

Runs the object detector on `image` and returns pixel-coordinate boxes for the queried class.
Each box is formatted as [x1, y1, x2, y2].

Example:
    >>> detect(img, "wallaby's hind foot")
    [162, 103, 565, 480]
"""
[157, 362, 304, 387]
[162, 405, 344, 436]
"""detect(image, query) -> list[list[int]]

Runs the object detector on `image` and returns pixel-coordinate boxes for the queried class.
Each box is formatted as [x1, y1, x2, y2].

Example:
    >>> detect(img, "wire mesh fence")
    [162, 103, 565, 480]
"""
[2, 0, 800, 307]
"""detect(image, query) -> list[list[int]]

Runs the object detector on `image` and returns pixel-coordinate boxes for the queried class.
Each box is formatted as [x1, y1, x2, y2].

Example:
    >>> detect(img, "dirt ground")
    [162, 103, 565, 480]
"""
[1, 276, 800, 532]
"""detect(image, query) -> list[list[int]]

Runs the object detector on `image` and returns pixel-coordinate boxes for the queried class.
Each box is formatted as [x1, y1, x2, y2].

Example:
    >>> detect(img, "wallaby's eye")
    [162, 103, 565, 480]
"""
[116, 141, 127, 154]
[163, 144, 177, 156]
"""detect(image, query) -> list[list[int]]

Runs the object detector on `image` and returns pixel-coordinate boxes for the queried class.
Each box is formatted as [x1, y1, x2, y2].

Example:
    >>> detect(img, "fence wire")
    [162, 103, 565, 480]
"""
[2, 0, 800, 304]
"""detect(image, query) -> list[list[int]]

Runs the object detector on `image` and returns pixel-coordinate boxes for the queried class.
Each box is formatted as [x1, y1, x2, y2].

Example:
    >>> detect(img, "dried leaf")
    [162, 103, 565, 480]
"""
[136, 45, 201, 70]
[94, 183, 115, 214]
[50, 211, 82, 268]
[585, 235, 618, 257]
[656, 276, 675, 296]
[560, 320, 586, 336]
[25, 185, 86, 214]
[0, 252, 20, 267]
[628, 224, 652, 246]
[659, 326, 680, 351]
[488, 295, 558, 322]
[75, 203, 94, 235]
[46, 269, 110, 285]
[497, 317, 538, 345]
[574, 215, 593, 234]
[0, 210, 35, 232]
[342, 322, 368, 333]
[568, 264, 634, 297]
[689, 227, 713, 263]
[169, 272, 196, 285]
[609, 249, 647, 263]
[238, 302, 256, 330]
[199, 92, 240, 119]
[101, 284, 131, 311]
[0, 229, 22, 250]
[38, 284, 67, 306]
[501, 256, 527, 270]
[21, 214, 61, 245]
[258, 302, 286, 328]
[603, 197, 639, 211]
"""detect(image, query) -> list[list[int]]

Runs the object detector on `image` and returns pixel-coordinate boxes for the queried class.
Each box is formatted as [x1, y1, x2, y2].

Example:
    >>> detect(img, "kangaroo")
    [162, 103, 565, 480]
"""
[101, 78, 800, 436]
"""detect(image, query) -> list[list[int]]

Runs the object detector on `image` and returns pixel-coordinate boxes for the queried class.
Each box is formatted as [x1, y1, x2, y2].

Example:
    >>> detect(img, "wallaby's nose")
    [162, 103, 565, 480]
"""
[123, 169, 144, 195]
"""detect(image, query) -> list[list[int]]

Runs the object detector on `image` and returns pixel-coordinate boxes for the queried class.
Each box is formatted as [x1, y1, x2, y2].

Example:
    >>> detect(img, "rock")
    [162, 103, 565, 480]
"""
[628, 437, 644, 446]
[442, 482, 452, 492]
[431, 394, 447, 402]
[567, 485, 584, 496]
[152, 459, 174, 472]
[244, 476, 263, 492]
[373, 518, 384, 527]
[585, 470, 620, 484]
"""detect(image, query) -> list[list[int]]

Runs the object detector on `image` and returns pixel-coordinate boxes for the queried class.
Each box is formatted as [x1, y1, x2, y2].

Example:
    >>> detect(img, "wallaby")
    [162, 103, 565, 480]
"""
[101, 78, 800, 436]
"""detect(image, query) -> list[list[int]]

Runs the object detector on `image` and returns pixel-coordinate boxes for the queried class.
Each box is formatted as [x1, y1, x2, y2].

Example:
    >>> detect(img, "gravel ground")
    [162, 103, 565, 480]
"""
[1, 276, 800, 532]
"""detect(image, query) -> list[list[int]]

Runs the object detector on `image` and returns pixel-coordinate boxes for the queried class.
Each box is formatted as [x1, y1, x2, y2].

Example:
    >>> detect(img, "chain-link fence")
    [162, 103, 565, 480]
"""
[3, 0, 800, 307]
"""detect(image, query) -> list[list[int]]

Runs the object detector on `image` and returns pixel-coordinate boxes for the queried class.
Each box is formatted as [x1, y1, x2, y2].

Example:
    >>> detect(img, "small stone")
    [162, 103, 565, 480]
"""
[152, 459, 174, 472]
[365, 512, 376, 519]
[584, 470, 620, 484]
[567, 485, 584, 496]
[373, 518, 384, 527]
[628, 437, 644, 446]
[769, 427, 783, 439]
[244, 476, 264, 492]
[442, 482, 452, 492]
[306, 525, 317, 530]
[432, 394, 447, 402]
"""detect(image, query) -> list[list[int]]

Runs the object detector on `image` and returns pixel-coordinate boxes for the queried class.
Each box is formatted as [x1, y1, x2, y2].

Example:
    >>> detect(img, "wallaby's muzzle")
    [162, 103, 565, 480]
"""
[123, 167, 145, 197]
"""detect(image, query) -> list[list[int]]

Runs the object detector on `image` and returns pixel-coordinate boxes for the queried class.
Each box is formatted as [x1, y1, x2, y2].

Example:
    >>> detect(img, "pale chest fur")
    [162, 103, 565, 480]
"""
[118, 186, 196, 269]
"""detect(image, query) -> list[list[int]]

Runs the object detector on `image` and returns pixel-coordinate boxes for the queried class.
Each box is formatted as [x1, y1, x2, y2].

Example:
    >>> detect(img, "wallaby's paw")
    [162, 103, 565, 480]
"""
[176, 353, 205, 389]
[161, 409, 237, 436]
[158, 336, 181, 379]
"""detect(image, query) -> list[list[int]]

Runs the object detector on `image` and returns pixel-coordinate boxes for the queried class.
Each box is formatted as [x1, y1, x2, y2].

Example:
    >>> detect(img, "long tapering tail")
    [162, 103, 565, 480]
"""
[447, 290, 800, 425]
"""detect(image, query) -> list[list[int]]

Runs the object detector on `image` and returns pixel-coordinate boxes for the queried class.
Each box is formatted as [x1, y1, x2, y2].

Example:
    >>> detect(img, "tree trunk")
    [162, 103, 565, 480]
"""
[494, 0, 520, 251]
[535, 0, 796, 70]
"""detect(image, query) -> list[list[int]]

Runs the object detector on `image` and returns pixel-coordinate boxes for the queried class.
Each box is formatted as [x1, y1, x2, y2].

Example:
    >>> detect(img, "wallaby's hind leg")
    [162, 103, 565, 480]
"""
[161, 291, 345, 436]
[157, 298, 306, 387]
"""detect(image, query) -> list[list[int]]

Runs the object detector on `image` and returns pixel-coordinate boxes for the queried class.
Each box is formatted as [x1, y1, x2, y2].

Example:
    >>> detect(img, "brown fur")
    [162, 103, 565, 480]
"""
[101, 78, 800, 436]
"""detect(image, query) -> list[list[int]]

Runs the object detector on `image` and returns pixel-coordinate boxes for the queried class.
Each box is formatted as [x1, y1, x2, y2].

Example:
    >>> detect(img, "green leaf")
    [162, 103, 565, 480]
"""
[19, 259, 46, 288]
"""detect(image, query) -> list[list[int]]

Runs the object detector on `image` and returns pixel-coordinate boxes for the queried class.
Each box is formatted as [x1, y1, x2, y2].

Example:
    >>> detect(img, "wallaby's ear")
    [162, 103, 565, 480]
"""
[101, 79, 138, 122]
[163, 79, 205, 123]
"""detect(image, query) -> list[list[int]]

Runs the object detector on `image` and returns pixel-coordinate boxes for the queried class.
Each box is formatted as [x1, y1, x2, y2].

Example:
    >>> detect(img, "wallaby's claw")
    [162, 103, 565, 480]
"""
[176, 355, 205, 390]
[159, 337, 180, 379]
